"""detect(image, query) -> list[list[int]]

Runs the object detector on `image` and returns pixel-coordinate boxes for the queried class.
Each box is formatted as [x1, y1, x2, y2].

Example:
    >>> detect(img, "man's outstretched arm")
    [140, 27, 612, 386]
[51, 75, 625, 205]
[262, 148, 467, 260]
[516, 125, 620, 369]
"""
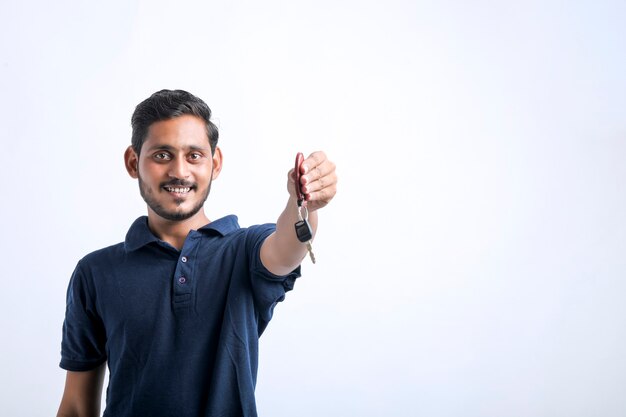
[261, 151, 337, 276]
[57, 364, 106, 417]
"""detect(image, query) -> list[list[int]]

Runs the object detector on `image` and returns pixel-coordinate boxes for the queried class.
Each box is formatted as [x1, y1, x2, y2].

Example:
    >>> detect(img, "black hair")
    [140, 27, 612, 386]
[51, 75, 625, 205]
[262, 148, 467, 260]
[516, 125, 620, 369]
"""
[131, 89, 219, 154]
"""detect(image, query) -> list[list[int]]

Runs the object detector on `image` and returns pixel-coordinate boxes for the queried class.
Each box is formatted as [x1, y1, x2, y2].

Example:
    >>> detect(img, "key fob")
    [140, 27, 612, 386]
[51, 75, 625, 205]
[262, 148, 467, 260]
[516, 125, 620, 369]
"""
[294, 219, 313, 242]
[294, 152, 305, 204]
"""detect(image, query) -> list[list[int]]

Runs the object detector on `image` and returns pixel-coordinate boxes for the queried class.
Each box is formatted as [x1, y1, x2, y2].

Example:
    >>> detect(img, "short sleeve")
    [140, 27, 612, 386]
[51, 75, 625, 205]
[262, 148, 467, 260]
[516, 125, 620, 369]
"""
[60, 261, 107, 371]
[246, 223, 301, 333]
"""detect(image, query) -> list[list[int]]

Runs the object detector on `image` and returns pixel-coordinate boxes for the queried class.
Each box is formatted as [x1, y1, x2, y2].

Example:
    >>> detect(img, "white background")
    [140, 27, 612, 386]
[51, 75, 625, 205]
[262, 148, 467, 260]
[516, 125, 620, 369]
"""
[1, 0, 625, 416]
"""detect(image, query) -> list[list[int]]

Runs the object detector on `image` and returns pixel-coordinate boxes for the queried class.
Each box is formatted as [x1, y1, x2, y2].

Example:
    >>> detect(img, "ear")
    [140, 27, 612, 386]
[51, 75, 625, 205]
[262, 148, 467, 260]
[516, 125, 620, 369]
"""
[124, 146, 139, 179]
[211, 147, 223, 180]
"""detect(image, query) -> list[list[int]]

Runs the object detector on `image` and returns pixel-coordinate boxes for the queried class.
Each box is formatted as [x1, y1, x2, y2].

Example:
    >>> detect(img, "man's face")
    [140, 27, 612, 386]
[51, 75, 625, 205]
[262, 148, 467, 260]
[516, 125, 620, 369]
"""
[126, 115, 222, 222]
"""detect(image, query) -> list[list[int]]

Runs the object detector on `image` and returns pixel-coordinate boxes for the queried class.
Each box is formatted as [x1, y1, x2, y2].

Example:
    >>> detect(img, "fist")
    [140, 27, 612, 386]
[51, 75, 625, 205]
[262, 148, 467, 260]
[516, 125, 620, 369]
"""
[288, 151, 337, 212]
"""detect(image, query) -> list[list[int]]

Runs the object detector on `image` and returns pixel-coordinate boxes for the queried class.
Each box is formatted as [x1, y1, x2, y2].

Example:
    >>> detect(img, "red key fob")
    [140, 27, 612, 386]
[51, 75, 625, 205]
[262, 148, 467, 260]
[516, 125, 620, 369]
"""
[294, 152, 305, 205]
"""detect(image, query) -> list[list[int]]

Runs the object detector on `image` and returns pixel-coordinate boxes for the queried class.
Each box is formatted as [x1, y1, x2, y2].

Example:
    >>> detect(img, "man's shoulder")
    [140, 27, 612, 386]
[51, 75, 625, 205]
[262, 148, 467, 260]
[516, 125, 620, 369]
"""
[78, 241, 127, 268]
[216, 221, 276, 246]
[200, 216, 276, 241]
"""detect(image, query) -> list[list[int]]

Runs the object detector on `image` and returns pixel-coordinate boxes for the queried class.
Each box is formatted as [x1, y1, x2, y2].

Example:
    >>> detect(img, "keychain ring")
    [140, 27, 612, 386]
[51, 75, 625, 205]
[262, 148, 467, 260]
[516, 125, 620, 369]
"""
[298, 204, 309, 221]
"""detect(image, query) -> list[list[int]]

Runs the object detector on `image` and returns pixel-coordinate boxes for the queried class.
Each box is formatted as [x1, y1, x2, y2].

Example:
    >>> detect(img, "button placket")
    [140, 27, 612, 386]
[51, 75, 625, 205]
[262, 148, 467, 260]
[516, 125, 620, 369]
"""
[173, 237, 198, 310]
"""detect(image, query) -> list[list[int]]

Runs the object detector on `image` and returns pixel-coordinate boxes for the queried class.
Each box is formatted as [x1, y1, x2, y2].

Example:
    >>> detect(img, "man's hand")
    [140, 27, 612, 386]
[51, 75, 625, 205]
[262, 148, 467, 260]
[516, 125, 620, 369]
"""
[288, 151, 337, 212]
[262, 151, 337, 275]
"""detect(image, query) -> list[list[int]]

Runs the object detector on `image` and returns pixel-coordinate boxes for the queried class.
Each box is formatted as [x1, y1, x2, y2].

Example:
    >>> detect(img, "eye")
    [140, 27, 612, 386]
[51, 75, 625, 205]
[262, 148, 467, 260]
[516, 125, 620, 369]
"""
[189, 152, 203, 161]
[154, 152, 171, 161]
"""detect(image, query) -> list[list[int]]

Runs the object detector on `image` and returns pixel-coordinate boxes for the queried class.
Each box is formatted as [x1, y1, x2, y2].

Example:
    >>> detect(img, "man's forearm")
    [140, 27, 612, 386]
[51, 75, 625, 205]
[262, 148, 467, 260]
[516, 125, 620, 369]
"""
[57, 366, 105, 417]
[261, 196, 318, 276]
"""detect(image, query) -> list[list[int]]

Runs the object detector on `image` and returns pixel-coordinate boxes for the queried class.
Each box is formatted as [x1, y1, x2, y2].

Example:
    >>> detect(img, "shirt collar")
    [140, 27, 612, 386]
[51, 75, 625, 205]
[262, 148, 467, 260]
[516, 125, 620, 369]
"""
[124, 215, 240, 252]
[198, 215, 240, 236]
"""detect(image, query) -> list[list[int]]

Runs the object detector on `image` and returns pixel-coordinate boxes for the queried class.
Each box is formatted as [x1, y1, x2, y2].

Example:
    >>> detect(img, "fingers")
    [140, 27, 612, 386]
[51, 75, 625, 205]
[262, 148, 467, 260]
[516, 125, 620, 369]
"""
[301, 151, 333, 181]
[299, 151, 337, 206]
[302, 166, 336, 194]
[304, 182, 338, 208]
[301, 151, 326, 174]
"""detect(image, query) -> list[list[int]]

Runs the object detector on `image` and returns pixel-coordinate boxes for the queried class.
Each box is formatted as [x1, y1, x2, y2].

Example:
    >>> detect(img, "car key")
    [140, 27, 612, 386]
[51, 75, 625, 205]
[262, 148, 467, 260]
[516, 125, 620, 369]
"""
[294, 152, 316, 263]
[294, 218, 316, 263]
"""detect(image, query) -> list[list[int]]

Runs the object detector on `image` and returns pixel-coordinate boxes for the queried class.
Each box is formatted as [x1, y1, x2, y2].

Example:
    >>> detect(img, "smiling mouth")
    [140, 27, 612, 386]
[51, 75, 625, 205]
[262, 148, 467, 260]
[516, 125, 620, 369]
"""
[163, 186, 193, 194]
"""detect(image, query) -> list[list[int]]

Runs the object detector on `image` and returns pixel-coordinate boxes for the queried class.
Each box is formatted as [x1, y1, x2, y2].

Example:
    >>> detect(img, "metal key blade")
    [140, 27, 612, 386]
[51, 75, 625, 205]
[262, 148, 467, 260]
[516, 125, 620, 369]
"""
[306, 242, 316, 264]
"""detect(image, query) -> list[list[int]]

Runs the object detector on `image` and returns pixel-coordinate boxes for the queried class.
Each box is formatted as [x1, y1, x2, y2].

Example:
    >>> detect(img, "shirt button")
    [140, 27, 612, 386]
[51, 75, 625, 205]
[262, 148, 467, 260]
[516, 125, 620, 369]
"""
[181, 256, 188, 263]
[178, 276, 187, 284]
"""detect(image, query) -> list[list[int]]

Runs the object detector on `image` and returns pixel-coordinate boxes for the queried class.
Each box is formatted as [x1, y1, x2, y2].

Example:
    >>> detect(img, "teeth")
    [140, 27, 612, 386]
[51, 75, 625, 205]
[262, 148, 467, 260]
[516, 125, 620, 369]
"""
[165, 187, 191, 193]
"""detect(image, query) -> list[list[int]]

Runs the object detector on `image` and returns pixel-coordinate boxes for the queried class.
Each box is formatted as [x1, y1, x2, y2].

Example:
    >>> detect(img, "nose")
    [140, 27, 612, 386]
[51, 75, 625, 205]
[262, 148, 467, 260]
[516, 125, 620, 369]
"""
[168, 156, 190, 180]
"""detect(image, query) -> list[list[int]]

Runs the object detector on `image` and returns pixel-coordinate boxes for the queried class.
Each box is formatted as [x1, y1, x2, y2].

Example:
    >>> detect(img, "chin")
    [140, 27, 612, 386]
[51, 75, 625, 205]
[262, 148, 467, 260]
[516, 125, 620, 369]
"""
[154, 202, 205, 222]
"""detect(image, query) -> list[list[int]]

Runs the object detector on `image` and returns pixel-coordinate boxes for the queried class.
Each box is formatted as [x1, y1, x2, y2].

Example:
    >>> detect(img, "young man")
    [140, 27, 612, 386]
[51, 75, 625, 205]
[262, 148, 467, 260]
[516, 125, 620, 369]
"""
[57, 89, 337, 417]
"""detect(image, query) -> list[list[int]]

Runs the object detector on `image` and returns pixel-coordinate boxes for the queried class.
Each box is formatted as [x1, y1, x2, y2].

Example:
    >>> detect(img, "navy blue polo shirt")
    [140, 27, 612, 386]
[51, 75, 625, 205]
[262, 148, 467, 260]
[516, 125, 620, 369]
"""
[60, 215, 300, 417]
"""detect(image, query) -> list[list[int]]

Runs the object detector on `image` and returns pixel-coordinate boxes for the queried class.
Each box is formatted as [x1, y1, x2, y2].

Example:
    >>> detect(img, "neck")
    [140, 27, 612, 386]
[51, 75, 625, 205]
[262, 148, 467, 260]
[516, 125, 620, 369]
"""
[146, 209, 210, 250]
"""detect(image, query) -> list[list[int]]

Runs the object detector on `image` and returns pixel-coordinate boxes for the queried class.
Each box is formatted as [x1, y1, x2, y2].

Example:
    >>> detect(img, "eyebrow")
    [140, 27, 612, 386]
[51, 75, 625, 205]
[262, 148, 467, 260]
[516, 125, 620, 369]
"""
[146, 144, 210, 152]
